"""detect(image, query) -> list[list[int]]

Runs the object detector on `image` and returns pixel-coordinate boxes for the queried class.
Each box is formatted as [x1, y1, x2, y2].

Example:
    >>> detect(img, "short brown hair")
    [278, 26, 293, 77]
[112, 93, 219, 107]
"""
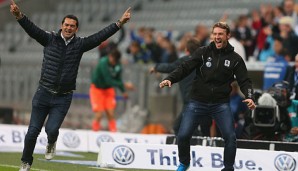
[212, 22, 230, 34]
[186, 38, 201, 54]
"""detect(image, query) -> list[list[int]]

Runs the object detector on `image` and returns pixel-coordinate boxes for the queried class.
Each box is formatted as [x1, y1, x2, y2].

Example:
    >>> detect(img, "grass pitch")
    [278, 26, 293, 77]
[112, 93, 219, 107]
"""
[0, 152, 173, 171]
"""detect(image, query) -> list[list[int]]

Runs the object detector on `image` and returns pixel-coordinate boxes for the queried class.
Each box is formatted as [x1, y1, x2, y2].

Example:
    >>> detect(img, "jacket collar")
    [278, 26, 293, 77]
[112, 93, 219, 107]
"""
[209, 41, 234, 54]
[58, 29, 76, 45]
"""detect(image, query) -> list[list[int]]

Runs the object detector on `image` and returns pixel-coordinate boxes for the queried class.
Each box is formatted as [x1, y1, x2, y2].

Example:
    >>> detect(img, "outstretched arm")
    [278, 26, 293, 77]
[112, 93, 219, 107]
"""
[158, 58, 197, 89]
[81, 7, 131, 52]
[10, 0, 50, 46]
[153, 57, 185, 74]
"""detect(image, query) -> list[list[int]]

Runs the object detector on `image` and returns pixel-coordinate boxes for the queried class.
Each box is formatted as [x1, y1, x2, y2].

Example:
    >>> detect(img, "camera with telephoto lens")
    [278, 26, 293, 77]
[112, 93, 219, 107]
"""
[250, 81, 291, 140]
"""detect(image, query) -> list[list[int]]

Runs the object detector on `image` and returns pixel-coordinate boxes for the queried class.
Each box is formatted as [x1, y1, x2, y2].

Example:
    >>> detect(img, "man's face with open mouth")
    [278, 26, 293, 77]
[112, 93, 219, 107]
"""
[212, 27, 230, 49]
[61, 18, 78, 40]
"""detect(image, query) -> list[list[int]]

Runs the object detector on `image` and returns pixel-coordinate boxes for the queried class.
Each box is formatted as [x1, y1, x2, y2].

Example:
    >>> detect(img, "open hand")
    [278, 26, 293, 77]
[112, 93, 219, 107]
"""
[159, 80, 172, 88]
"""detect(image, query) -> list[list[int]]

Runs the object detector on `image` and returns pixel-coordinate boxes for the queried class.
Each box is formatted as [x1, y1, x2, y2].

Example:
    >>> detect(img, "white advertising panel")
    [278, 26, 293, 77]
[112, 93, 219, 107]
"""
[88, 131, 168, 153]
[56, 129, 88, 152]
[98, 142, 298, 171]
[0, 124, 88, 152]
[0, 124, 48, 150]
[0, 124, 168, 153]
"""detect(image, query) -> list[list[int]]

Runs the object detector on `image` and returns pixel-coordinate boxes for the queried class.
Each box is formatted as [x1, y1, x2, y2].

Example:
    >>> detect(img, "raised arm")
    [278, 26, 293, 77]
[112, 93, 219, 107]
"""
[81, 7, 131, 52]
[10, 0, 50, 46]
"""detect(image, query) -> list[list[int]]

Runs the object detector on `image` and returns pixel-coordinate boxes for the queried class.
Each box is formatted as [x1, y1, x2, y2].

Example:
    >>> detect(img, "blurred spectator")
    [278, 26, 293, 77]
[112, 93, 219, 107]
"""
[127, 26, 174, 64]
[129, 25, 172, 46]
[252, 5, 279, 59]
[251, 9, 267, 58]
[194, 24, 210, 46]
[130, 26, 146, 44]
[282, 48, 292, 62]
[229, 30, 246, 60]
[177, 32, 193, 56]
[159, 38, 178, 63]
[282, 0, 298, 34]
[273, 5, 285, 24]
[284, 100, 298, 142]
[143, 30, 163, 63]
[285, 54, 298, 100]
[90, 49, 134, 132]
[259, 26, 275, 62]
[263, 37, 289, 90]
[98, 26, 126, 58]
[156, 32, 166, 46]
[128, 41, 151, 63]
[234, 15, 254, 60]
[277, 16, 298, 61]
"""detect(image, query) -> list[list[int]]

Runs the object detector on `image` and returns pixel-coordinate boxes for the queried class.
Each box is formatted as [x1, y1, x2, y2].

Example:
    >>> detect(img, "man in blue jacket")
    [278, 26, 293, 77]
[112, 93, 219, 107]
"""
[160, 22, 256, 171]
[10, 0, 131, 170]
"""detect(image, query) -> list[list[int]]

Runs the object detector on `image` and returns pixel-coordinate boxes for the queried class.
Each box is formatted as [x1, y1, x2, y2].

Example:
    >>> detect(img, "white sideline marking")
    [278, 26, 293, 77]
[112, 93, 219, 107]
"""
[89, 167, 125, 171]
[0, 164, 51, 171]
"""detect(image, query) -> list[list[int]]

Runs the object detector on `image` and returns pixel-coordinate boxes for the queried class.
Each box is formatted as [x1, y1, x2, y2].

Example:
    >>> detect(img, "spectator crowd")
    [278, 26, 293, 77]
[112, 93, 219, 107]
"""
[113, 0, 298, 66]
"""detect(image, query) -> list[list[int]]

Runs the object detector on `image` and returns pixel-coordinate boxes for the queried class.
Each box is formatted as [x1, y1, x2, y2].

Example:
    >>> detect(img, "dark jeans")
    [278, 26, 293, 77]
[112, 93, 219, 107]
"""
[173, 104, 212, 136]
[21, 86, 73, 165]
[177, 100, 236, 171]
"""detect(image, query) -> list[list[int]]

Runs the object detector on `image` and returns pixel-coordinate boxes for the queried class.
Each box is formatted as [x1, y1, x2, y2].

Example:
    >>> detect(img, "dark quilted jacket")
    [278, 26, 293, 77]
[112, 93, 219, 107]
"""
[18, 15, 119, 93]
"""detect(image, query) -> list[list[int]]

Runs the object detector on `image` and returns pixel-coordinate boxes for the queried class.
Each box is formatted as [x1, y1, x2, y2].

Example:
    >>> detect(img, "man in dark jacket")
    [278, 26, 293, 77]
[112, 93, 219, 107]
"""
[10, 1, 131, 170]
[150, 38, 212, 136]
[160, 22, 256, 171]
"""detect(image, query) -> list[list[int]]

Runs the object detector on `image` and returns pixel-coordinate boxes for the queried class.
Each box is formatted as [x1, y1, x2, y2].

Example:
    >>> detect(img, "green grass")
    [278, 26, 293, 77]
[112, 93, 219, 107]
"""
[0, 152, 173, 171]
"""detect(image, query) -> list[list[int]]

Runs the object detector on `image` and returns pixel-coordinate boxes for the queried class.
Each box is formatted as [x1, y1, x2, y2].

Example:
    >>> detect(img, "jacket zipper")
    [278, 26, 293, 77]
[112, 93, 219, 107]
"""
[200, 55, 205, 81]
[56, 43, 67, 92]
[211, 53, 221, 102]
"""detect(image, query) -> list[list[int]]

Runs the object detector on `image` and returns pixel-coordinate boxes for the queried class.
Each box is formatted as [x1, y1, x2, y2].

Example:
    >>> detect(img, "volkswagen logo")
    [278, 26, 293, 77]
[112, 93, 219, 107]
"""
[112, 145, 134, 165]
[96, 134, 115, 147]
[62, 132, 80, 148]
[274, 154, 296, 171]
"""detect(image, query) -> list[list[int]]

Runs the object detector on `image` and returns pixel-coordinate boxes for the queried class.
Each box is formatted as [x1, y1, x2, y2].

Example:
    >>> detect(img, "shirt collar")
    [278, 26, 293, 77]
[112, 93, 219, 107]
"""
[60, 32, 74, 45]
